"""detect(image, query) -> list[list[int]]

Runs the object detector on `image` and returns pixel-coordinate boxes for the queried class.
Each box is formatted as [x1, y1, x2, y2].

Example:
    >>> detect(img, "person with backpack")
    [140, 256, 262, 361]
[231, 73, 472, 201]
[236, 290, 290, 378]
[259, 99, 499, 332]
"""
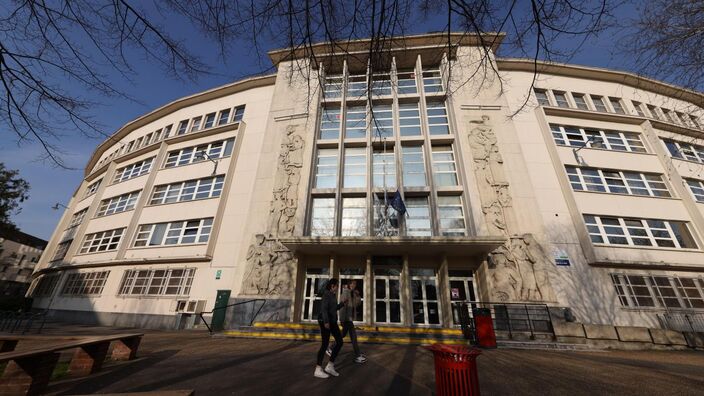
[328, 280, 367, 363]
[314, 278, 345, 378]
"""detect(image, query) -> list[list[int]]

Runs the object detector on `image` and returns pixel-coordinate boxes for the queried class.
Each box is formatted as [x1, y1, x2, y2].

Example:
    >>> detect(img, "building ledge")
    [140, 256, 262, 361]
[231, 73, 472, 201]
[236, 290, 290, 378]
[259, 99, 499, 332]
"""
[32, 255, 212, 278]
[279, 236, 506, 256]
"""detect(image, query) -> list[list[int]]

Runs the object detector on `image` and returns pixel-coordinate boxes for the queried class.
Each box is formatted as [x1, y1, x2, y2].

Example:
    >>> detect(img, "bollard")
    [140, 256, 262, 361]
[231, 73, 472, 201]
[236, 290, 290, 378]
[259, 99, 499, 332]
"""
[426, 343, 482, 396]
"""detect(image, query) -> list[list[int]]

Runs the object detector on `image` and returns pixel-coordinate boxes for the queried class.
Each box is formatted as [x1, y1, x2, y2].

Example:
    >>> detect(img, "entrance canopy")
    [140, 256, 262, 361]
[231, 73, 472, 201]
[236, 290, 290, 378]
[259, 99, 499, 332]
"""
[279, 236, 506, 256]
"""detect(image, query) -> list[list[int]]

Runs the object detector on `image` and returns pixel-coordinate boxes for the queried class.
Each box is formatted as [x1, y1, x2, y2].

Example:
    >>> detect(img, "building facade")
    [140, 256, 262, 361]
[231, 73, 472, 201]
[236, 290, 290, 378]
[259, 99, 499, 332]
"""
[29, 33, 704, 330]
[1, 228, 46, 297]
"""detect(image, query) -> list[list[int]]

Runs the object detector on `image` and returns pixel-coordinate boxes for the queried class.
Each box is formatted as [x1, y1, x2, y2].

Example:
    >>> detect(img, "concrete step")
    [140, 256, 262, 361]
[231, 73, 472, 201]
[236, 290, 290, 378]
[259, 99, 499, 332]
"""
[497, 340, 595, 351]
[218, 328, 470, 345]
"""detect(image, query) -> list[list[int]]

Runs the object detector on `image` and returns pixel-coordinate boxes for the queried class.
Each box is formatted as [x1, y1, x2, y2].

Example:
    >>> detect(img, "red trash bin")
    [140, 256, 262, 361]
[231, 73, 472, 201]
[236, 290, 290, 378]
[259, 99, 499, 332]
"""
[426, 344, 482, 396]
[473, 308, 497, 348]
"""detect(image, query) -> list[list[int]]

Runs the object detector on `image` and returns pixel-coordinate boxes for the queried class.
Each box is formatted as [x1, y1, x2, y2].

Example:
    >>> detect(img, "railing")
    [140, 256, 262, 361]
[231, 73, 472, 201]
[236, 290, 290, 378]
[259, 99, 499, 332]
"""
[0, 310, 48, 334]
[453, 301, 555, 341]
[658, 311, 704, 332]
[198, 299, 266, 334]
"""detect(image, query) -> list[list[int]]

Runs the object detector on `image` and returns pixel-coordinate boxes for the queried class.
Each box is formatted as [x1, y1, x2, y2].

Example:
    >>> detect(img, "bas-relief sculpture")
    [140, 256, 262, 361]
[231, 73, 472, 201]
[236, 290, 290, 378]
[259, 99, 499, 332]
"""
[242, 125, 302, 296]
[468, 116, 555, 303]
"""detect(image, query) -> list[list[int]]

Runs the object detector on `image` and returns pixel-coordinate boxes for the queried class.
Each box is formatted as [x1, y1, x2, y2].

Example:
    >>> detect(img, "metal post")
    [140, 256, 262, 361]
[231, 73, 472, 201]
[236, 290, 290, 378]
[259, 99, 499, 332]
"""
[524, 304, 535, 339]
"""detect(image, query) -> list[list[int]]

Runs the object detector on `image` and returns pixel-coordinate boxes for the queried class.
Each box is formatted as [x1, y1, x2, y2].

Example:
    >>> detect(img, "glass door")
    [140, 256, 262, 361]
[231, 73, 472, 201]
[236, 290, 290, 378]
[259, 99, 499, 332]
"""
[302, 267, 330, 321]
[340, 268, 365, 323]
[373, 268, 402, 324]
[410, 268, 441, 325]
[448, 270, 476, 326]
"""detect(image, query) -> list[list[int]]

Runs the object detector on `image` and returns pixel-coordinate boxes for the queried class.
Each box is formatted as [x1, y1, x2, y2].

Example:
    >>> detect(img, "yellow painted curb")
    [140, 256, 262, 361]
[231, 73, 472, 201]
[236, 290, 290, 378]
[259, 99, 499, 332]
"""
[252, 322, 462, 336]
[221, 330, 468, 345]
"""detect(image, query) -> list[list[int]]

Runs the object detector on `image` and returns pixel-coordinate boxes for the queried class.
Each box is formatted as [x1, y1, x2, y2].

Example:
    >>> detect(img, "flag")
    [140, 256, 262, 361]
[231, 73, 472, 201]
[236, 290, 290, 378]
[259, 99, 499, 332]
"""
[390, 190, 406, 216]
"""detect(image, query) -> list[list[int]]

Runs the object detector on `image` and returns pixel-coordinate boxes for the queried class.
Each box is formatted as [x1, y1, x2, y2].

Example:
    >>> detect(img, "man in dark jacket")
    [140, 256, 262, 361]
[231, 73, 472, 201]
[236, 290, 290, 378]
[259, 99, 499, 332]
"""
[329, 280, 367, 363]
[315, 278, 344, 378]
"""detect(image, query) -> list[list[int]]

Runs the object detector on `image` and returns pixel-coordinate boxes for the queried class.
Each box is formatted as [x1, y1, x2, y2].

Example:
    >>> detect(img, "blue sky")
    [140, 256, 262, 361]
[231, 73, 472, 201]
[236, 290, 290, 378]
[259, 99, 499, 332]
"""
[2, 2, 643, 240]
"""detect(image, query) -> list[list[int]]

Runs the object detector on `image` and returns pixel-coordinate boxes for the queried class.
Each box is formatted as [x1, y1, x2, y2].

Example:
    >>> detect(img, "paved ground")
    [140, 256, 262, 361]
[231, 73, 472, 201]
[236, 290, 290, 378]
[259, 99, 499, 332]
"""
[24, 325, 704, 395]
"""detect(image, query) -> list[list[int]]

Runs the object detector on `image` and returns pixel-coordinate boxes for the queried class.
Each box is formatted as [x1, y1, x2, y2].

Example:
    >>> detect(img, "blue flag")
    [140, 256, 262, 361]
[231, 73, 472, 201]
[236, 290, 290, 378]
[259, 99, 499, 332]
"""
[390, 190, 406, 216]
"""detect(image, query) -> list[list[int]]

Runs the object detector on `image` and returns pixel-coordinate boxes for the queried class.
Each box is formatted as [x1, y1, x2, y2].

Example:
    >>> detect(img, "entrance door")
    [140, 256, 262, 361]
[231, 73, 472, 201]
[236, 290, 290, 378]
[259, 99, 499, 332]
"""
[410, 269, 441, 325]
[340, 268, 365, 322]
[302, 268, 329, 321]
[448, 270, 477, 326]
[373, 268, 402, 324]
[211, 289, 231, 331]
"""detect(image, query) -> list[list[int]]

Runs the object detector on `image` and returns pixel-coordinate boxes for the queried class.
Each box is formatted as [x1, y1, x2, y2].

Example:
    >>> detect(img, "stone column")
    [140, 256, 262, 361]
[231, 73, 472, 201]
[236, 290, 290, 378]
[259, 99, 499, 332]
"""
[438, 256, 453, 327]
[365, 255, 373, 326]
[401, 254, 411, 326]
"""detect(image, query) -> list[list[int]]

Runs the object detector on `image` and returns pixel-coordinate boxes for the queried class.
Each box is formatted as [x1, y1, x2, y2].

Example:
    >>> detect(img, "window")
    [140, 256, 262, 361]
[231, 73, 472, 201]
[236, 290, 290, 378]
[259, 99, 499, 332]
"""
[97, 191, 140, 216]
[347, 74, 367, 98]
[203, 113, 216, 129]
[323, 75, 343, 99]
[432, 145, 458, 186]
[609, 98, 626, 114]
[632, 101, 646, 117]
[233, 105, 245, 122]
[647, 105, 662, 120]
[686, 179, 704, 202]
[550, 124, 646, 153]
[584, 215, 697, 249]
[426, 101, 450, 135]
[611, 274, 704, 309]
[68, 208, 88, 229]
[406, 197, 431, 236]
[565, 166, 670, 197]
[534, 89, 550, 106]
[373, 149, 396, 189]
[134, 218, 213, 247]
[113, 158, 154, 183]
[676, 112, 689, 127]
[84, 179, 102, 198]
[402, 146, 426, 187]
[189, 117, 202, 132]
[162, 125, 172, 139]
[371, 73, 391, 96]
[553, 91, 570, 108]
[345, 105, 367, 139]
[590, 95, 608, 112]
[572, 94, 589, 110]
[371, 104, 393, 139]
[118, 268, 196, 296]
[52, 241, 72, 261]
[690, 115, 702, 129]
[343, 147, 366, 188]
[61, 271, 110, 296]
[396, 70, 417, 95]
[164, 139, 235, 168]
[398, 102, 421, 136]
[150, 176, 225, 205]
[177, 120, 189, 135]
[663, 139, 704, 163]
[423, 68, 443, 94]
[319, 107, 341, 139]
[30, 274, 60, 297]
[341, 198, 367, 236]
[663, 109, 679, 124]
[79, 228, 125, 253]
[310, 198, 335, 236]
[217, 109, 231, 126]
[438, 196, 466, 236]
[314, 149, 338, 189]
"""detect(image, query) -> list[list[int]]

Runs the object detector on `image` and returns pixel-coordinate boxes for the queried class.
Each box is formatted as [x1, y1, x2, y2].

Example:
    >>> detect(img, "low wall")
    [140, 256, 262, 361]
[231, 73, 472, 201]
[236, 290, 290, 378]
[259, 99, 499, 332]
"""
[552, 320, 701, 350]
[44, 309, 181, 330]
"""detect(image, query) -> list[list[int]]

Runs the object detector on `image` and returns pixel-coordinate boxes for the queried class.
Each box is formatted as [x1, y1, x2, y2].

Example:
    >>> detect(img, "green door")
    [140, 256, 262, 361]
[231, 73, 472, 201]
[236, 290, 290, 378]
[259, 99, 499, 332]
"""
[211, 289, 231, 331]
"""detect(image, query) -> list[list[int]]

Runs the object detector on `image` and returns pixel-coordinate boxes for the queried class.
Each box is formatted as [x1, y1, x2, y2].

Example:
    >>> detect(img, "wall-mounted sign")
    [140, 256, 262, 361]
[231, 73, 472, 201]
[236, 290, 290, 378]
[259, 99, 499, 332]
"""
[215, 270, 222, 279]
[553, 247, 571, 266]
[451, 288, 460, 299]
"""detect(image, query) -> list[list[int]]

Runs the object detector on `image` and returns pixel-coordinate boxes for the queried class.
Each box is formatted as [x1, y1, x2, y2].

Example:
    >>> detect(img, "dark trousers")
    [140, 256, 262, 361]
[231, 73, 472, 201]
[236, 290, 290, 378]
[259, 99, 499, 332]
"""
[340, 321, 361, 356]
[317, 321, 343, 366]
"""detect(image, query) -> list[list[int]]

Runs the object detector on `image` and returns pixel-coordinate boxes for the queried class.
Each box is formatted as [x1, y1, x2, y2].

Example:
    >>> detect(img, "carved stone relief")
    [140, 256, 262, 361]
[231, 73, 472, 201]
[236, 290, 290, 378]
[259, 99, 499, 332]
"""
[468, 116, 555, 302]
[242, 125, 303, 296]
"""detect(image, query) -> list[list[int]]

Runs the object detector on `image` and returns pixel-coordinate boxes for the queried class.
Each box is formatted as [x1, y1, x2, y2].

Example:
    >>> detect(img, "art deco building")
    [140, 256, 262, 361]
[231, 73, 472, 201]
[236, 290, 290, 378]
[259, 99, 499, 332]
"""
[29, 33, 704, 331]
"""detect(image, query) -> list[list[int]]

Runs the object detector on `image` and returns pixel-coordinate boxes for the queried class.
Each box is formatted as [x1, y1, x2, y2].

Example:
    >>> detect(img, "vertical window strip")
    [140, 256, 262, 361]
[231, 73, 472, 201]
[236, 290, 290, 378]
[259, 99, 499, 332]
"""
[398, 102, 421, 136]
[313, 149, 338, 189]
[437, 195, 466, 236]
[405, 197, 432, 236]
[323, 75, 343, 99]
[402, 146, 427, 187]
[310, 198, 336, 236]
[396, 70, 417, 95]
[341, 197, 367, 236]
[371, 104, 394, 139]
[373, 150, 396, 188]
[426, 101, 450, 135]
[422, 68, 443, 94]
[345, 105, 367, 138]
[319, 107, 341, 140]
[431, 145, 458, 186]
[343, 147, 367, 188]
[149, 176, 225, 205]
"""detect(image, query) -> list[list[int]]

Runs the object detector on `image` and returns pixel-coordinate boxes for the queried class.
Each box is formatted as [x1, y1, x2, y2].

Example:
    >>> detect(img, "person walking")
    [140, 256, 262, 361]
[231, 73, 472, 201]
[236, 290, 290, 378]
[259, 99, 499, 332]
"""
[330, 280, 367, 363]
[314, 278, 344, 378]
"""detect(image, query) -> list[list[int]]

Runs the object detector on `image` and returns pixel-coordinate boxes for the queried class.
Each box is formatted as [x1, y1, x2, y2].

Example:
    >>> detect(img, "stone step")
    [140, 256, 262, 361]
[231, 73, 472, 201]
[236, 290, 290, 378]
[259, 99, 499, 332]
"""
[497, 340, 595, 351]
[218, 329, 470, 345]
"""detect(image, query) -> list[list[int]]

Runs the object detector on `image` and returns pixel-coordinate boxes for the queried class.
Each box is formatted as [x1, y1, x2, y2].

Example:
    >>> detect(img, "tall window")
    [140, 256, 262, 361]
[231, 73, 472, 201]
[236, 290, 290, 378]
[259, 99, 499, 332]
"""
[150, 175, 225, 205]
[177, 120, 189, 135]
[113, 158, 154, 183]
[233, 105, 246, 122]
[402, 146, 426, 187]
[371, 104, 394, 139]
[345, 105, 367, 138]
[61, 271, 110, 296]
[584, 215, 697, 249]
[319, 107, 341, 139]
[550, 124, 646, 153]
[396, 70, 417, 94]
[631, 101, 646, 117]
[310, 198, 335, 236]
[426, 101, 450, 135]
[134, 218, 213, 247]
[609, 98, 626, 114]
[314, 149, 338, 189]
[164, 139, 235, 168]
[438, 196, 466, 236]
[189, 116, 202, 132]
[341, 198, 367, 236]
[347, 74, 367, 98]
[343, 148, 366, 188]
[432, 146, 458, 186]
[647, 105, 662, 120]
[323, 75, 343, 99]
[119, 268, 195, 296]
[373, 149, 396, 188]
[572, 94, 589, 110]
[422, 68, 443, 94]
[217, 109, 231, 125]
[590, 95, 608, 112]
[97, 191, 140, 216]
[553, 91, 570, 108]
[84, 179, 102, 198]
[204, 113, 216, 129]
[565, 166, 670, 197]
[371, 73, 391, 96]
[534, 89, 550, 106]
[79, 228, 124, 253]
[398, 102, 421, 136]
[406, 197, 431, 236]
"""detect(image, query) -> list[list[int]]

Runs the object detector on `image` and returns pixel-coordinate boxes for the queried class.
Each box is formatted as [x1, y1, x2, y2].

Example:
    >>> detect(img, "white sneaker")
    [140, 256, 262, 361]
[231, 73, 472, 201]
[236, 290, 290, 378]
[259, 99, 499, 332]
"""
[354, 355, 368, 364]
[314, 366, 330, 379]
[325, 346, 333, 356]
[325, 362, 340, 377]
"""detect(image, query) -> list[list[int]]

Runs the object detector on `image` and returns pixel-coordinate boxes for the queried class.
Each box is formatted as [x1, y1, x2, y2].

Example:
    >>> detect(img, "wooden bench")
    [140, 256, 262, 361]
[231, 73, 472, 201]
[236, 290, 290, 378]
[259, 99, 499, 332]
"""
[0, 333, 143, 396]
